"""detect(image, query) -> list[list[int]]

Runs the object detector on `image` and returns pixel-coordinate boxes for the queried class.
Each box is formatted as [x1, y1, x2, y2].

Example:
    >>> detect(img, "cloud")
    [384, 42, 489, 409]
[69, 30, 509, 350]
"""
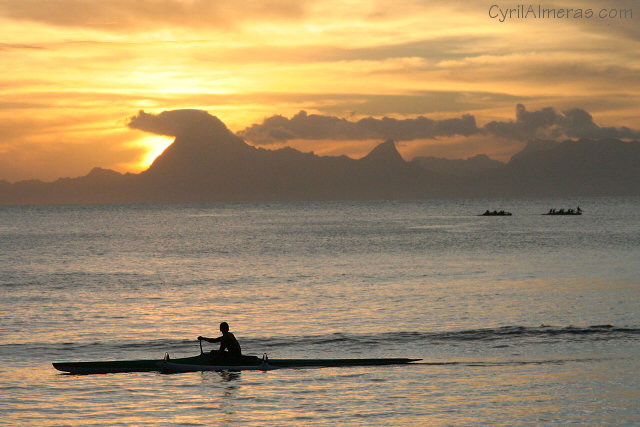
[0, 0, 305, 31]
[236, 104, 640, 152]
[562, 0, 640, 42]
[430, 51, 640, 96]
[0, 43, 46, 51]
[484, 104, 640, 141]
[310, 91, 523, 116]
[127, 109, 232, 138]
[484, 104, 561, 140]
[129, 105, 640, 147]
[240, 110, 479, 144]
[560, 108, 640, 140]
[189, 35, 502, 66]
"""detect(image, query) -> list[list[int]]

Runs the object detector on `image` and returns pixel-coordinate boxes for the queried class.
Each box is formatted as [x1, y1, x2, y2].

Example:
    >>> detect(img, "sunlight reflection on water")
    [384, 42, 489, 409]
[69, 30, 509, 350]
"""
[1, 199, 640, 425]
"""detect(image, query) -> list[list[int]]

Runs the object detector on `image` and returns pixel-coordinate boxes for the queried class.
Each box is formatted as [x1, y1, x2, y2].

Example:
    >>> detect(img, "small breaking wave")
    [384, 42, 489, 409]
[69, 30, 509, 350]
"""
[247, 325, 640, 349]
[4, 325, 639, 361]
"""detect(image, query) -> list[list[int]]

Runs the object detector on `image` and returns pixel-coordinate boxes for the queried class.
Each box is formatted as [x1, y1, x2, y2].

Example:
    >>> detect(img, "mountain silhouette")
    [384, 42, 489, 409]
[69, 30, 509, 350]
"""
[414, 154, 504, 176]
[1, 112, 639, 205]
[499, 138, 640, 196]
[361, 139, 405, 166]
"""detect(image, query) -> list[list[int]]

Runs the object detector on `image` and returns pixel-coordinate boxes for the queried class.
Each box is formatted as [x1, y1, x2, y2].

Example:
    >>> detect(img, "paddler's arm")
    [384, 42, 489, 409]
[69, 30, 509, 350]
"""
[198, 335, 222, 343]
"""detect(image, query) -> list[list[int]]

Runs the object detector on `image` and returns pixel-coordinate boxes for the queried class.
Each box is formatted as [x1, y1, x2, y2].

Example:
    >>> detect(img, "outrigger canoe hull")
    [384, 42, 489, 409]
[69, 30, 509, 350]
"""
[53, 354, 420, 374]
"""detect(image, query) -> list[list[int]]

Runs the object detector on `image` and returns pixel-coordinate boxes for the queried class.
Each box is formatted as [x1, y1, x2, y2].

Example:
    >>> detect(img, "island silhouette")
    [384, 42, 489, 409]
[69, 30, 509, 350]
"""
[1, 110, 639, 205]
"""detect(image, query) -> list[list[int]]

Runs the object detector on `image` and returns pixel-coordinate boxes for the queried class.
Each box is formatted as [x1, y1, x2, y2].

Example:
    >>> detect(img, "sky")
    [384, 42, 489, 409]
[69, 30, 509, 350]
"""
[1, 0, 639, 182]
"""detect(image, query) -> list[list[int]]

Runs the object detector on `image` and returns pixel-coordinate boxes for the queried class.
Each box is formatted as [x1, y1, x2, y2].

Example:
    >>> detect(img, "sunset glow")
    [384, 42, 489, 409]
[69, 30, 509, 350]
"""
[129, 135, 175, 171]
[1, 0, 638, 181]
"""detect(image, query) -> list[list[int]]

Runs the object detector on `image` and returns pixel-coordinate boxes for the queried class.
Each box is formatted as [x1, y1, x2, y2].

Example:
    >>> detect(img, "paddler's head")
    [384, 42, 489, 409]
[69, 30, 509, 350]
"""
[220, 322, 229, 333]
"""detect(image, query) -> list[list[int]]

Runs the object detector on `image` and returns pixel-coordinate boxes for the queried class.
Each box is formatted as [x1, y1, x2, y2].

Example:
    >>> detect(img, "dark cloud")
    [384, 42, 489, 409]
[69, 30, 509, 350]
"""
[560, 108, 640, 140]
[240, 110, 479, 144]
[357, 115, 478, 140]
[127, 109, 231, 138]
[128, 105, 639, 153]
[484, 104, 640, 141]
[484, 104, 561, 140]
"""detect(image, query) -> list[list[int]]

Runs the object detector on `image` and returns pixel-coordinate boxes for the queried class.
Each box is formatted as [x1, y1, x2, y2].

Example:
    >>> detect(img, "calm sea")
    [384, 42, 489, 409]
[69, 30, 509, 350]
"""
[1, 198, 639, 425]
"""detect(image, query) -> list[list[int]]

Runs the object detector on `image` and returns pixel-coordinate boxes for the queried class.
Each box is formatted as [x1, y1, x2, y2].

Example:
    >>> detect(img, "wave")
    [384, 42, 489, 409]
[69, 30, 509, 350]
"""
[4, 325, 640, 358]
[248, 325, 640, 349]
[406, 324, 640, 342]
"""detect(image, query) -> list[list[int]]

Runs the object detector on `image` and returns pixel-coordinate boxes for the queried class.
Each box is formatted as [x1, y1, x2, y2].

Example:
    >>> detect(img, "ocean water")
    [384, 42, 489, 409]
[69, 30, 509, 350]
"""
[1, 198, 639, 425]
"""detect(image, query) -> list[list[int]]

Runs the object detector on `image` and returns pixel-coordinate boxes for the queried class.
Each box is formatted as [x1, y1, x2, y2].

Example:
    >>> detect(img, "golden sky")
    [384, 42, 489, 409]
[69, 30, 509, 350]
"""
[1, 0, 639, 182]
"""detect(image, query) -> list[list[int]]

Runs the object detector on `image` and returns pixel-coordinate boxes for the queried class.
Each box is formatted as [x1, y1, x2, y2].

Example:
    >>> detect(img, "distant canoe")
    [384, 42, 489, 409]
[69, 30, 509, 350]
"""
[544, 208, 582, 216]
[480, 211, 512, 216]
[543, 211, 582, 215]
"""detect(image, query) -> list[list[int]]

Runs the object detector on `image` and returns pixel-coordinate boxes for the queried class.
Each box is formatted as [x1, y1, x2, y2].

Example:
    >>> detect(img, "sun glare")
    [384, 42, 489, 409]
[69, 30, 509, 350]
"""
[135, 135, 175, 170]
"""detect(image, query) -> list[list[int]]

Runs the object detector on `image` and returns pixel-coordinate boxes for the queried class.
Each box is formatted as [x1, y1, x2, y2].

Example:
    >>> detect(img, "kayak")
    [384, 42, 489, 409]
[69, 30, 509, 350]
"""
[53, 353, 421, 374]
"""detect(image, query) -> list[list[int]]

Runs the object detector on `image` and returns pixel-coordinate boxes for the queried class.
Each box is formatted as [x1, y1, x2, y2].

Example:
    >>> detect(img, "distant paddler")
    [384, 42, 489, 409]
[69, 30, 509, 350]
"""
[198, 322, 242, 361]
